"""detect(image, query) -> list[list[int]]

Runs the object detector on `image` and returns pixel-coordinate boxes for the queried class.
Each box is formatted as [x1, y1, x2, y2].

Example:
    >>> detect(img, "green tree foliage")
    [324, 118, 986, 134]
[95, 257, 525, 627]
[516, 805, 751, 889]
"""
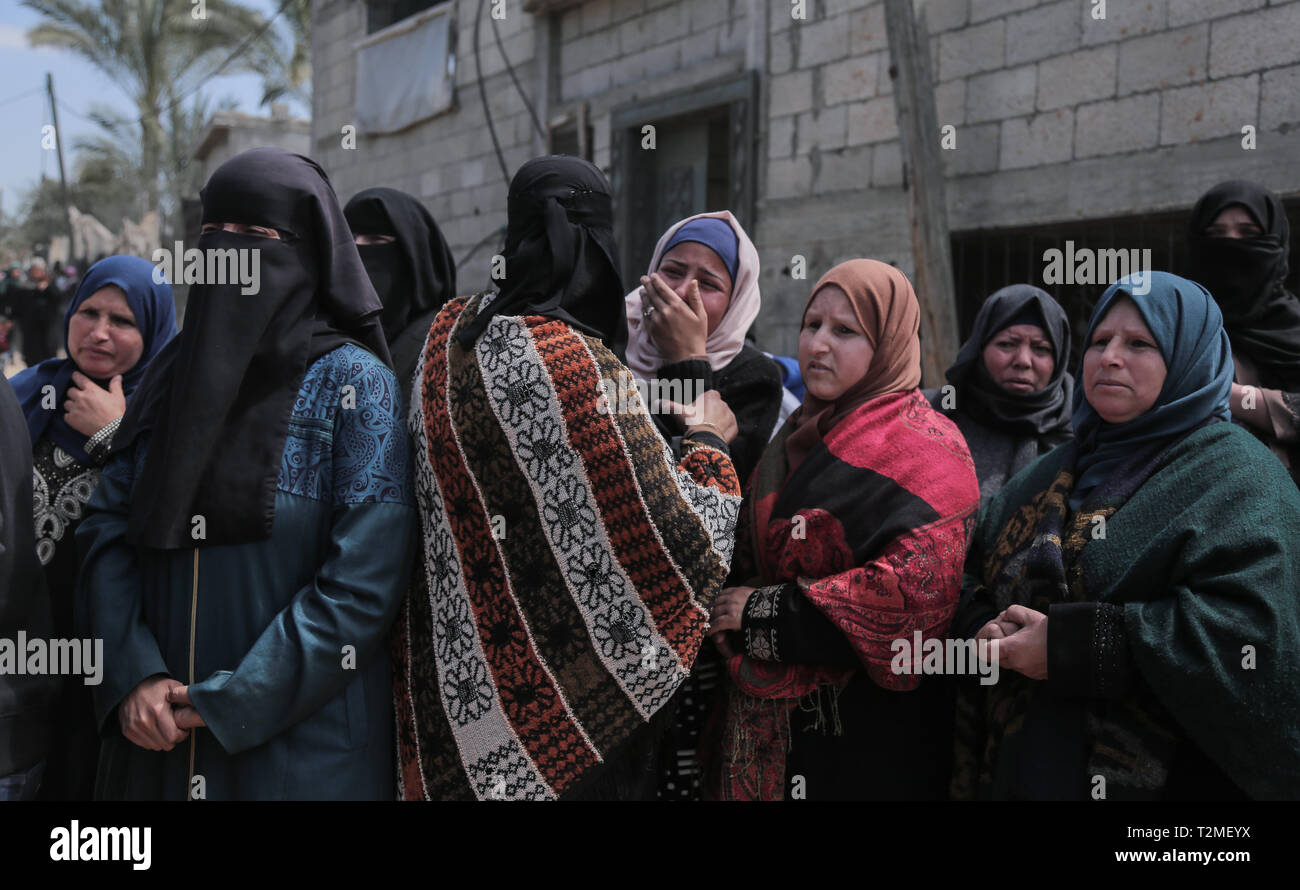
[254, 0, 311, 108]
[22, 0, 279, 234]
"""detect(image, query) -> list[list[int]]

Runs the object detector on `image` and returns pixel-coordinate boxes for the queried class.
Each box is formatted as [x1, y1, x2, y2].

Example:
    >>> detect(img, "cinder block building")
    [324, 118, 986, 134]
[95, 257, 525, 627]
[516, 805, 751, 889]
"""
[194, 105, 313, 187]
[311, 0, 1300, 364]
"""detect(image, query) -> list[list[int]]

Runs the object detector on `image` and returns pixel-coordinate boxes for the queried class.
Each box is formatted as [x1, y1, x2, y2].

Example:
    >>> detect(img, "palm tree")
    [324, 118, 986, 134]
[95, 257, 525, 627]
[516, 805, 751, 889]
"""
[74, 92, 234, 235]
[255, 0, 310, 108]
[22, 0, 277, 222]
[72, 104, 149, 223]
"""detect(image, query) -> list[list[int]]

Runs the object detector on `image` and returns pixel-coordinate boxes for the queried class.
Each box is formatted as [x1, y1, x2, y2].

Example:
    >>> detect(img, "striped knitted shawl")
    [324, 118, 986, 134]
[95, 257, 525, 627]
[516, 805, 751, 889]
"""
[392, 293, 742, 800]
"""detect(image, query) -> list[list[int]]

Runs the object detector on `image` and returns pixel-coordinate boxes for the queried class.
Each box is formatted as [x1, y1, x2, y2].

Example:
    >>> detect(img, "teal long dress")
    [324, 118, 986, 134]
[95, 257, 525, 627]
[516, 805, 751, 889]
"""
[77, 344, 416, 800]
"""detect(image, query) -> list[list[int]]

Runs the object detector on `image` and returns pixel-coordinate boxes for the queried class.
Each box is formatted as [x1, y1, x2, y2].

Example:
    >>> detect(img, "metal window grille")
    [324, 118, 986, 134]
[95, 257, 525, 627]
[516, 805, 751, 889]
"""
[950, 200, 1300, 363]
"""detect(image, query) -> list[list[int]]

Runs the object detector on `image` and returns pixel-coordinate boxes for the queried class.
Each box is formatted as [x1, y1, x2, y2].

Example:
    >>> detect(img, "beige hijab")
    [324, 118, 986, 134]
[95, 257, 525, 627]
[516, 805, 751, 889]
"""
[623, 210, 761, 379]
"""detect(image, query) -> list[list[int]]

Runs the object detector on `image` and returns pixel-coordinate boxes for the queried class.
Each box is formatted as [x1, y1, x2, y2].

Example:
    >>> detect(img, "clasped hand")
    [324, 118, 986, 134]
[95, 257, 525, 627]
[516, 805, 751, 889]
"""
[975, 604, 1048, 680]
[119, 675, 207, 752]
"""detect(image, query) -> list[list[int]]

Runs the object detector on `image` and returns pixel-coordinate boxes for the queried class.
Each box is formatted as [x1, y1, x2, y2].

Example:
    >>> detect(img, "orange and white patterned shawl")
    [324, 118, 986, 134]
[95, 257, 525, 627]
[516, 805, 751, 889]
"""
[392, 292, 741, 800]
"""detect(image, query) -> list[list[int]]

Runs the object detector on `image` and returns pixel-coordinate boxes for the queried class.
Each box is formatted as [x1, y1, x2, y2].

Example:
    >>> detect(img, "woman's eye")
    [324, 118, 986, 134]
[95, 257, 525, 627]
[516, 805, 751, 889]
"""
[804, 320, 820, 331]
[1090, 337, 1109, 348]
[837, 325, 855, 335]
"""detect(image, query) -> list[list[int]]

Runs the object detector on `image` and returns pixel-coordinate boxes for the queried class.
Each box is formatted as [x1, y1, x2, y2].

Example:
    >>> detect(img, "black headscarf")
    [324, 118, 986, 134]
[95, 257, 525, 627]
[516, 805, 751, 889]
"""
[344, 187, 457, 385]
[1187, 179, 1300, 390]
[456, 156, 626, 357]
[944, 284, 1074, 443]
[114, 147, 391, 550]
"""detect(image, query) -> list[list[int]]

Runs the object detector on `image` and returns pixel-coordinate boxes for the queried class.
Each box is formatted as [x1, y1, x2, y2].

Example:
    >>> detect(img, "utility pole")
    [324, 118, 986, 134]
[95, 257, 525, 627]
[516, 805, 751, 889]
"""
[46, 73, 75, 261]
[883, 0, 960, 386]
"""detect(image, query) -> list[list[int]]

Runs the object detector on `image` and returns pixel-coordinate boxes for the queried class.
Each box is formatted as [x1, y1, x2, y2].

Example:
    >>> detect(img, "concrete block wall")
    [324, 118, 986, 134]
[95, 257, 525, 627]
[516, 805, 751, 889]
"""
[313, 0, 542, 293]
[553, 0, 750, 170]
[311, 0, 1300, 354]
[757, 0, 912, 354]
[314, 0, 757, 298]
[922, 0, 1300, 235]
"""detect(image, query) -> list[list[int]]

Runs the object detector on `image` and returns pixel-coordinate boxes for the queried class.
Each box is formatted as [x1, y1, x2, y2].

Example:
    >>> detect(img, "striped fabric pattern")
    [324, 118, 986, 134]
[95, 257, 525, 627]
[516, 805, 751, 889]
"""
[394, 293, 741, 800]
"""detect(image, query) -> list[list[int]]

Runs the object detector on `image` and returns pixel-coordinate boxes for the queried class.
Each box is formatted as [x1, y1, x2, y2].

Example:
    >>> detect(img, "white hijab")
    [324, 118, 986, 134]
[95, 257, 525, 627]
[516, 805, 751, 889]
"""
[623, 210, 761, 380]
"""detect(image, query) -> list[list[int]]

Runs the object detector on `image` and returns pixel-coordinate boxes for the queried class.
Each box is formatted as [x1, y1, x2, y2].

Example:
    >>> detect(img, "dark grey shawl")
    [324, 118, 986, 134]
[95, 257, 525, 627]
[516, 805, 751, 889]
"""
[927, 284, 1074, 509]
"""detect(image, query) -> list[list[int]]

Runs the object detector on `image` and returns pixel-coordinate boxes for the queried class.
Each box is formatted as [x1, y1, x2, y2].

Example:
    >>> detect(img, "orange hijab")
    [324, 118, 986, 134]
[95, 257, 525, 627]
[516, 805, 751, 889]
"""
[784, 259, 922, 471]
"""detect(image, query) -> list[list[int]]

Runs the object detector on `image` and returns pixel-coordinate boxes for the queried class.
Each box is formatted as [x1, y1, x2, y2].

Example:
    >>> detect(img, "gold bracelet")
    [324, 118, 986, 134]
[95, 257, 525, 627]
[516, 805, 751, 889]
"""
[685, 422, 723, 438]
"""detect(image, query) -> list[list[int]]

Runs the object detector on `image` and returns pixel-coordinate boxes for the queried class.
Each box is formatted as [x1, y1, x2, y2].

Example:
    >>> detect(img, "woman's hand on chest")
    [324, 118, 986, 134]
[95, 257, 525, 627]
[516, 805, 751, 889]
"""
[63, 371, 125, 437]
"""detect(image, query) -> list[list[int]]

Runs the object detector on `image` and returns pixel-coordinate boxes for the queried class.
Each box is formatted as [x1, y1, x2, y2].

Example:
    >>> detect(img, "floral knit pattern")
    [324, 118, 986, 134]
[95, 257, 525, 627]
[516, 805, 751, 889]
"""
[392, 294, 742, 800]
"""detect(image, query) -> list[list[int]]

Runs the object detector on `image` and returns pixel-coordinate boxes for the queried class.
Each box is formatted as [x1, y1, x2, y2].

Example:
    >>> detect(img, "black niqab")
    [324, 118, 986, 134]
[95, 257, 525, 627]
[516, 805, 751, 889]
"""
[1187, 179, 1300, 389]
[344, 187, 457, 385]
[456, 156, 626, 357]
[945, 284, 1074, 444]
[114, 147, 390, 550]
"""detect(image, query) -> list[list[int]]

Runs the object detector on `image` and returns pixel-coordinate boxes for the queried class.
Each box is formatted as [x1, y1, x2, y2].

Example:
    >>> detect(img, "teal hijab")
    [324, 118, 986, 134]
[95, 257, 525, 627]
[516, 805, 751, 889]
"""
[1070, 271, 1232, 509]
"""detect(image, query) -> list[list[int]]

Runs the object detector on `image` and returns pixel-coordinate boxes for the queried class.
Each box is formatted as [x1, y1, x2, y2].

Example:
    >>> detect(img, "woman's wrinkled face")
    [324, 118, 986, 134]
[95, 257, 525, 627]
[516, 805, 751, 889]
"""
[799, 285, 874, 402]
[1203, 205, 1263, 240]
[1083, 297, 1167, 424]
[982, 323, 1055, 394]
[657, 242, 732, 335]
[67, 285, 143, 379]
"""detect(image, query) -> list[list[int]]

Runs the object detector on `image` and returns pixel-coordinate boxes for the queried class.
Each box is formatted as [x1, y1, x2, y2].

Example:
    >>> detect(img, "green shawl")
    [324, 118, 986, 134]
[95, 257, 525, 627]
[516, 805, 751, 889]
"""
[953, 421, 1300, 800]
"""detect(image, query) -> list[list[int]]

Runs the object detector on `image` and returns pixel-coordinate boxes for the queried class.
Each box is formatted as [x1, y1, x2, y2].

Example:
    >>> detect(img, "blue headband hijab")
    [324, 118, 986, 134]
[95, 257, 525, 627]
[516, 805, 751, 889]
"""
[11, 255, 177, 463]
[662, 217, 739, 285]
[1070, 271, 1232, 509]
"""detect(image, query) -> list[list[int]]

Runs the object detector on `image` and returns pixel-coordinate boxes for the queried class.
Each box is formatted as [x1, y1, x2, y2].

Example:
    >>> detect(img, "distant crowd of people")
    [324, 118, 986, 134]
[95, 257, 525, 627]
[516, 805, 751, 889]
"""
[0, 257, 88, 372]
[1, 147, 1297, 801]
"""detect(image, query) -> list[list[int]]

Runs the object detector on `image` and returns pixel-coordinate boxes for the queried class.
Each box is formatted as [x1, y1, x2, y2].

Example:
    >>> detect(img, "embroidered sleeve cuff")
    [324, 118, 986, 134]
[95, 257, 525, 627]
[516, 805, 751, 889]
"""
[742, 581, 861, 668]
[741, 584, 784, 662]
[1047, 602, 1131, 699]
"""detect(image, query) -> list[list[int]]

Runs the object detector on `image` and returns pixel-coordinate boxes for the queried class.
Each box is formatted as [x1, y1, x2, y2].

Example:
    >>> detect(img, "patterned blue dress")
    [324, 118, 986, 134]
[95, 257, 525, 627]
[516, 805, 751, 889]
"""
[77, 344, 416, 800]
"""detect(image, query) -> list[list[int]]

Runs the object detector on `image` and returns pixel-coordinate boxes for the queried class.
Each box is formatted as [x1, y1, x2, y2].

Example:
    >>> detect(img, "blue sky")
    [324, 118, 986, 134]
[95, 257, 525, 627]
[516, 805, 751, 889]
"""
[0, 0, 310, 218]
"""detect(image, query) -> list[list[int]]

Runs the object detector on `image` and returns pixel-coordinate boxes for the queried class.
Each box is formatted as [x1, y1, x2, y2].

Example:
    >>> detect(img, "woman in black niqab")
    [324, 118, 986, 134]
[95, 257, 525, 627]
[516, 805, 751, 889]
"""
[456, 156, 626, 359]
[1187, 179, 1300, 484]
[344, 187, 457, 386]
[115, 147, 391, 549]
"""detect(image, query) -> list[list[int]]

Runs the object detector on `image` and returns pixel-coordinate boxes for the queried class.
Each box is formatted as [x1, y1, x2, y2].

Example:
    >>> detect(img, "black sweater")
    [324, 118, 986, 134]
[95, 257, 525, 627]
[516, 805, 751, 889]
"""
[650, 344, 783, 487]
